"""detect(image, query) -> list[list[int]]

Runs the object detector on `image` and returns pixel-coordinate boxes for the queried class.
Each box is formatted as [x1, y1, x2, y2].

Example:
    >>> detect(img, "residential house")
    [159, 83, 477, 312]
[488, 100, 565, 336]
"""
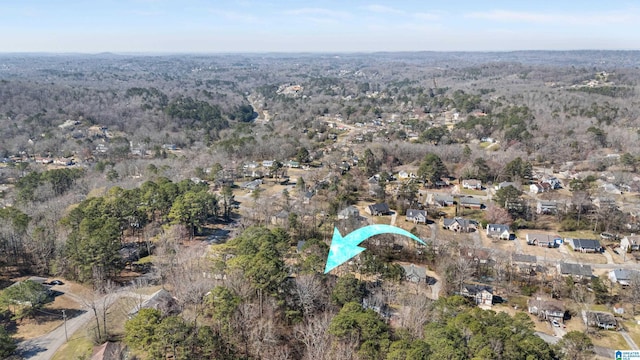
[462, 179, 482, 190]
[286, 160, 300, 168]
[511, 253, 538, 273]
[486, 224, 511, 240]
[401, 264, 428, 284]
[128, 289, 178, 318]
[271, 210, 289, 226]
[583, 311, 617, 330]
[262, 160, 275, 168]
[398, 170, 416, 180]
[431, 193, 455, 207]
[526, 233, 562, 248]
[443, 217, 478, 232]
[244, 161, 259, 169]
[496, 181, 518, 190]
[567, 238, 603, 253]
[241, 179, 262, 191]
[366, 203, 390, 216]
[460, 284, 493, 307]
[338, 206, 360, 220]
[592, 197, 617, 210]
[542, 176, 562, 189]
[601, 183, 622, 195]
[529, 183, 545, 194]
[557, 263, 593, 278]
[460, 247, 492, 266]
[459, 196, 484, 209]
[608, 268, 640, 286]
[537, 200, 558, 215]
[302, 191, 314, 204]
[296, 240, 306, 254]
[91, 342, 125, 360]
[620, 235, 640, 252]
[528, 297, 566, 322]
[406, 209, 428, 224]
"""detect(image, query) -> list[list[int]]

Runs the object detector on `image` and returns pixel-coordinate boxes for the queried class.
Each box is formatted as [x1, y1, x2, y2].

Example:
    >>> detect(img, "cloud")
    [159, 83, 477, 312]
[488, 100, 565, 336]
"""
[208, 9, 259, 23]
[465, 9, 640, 25]
[362, 4, 404, 15]
[283, 7, 350, 20]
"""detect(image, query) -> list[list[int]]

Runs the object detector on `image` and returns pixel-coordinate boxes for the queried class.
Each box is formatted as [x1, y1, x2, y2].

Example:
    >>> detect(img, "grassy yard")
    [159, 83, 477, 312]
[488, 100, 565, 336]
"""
[558, 230, 598, 239]
[51, 336, 94, 360]
[51, 294, 146, 359]
[459, 188, 487, 197]
[590, 330, 629, 350]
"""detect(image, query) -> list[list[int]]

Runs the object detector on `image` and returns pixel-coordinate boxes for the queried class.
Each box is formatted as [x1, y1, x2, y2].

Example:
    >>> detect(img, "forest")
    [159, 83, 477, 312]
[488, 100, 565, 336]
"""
[1, 51, 640, 359]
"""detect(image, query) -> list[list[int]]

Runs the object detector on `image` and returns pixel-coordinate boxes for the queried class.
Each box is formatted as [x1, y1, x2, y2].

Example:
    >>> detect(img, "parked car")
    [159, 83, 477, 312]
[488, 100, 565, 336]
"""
[551, 320, 560, 327]
[49, 280, 64, 286]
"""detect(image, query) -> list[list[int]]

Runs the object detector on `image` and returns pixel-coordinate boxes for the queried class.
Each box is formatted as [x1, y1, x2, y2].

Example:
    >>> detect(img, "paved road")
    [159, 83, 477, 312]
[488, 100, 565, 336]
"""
[17, 289, 149, 360]
[621, 330, 640, 350]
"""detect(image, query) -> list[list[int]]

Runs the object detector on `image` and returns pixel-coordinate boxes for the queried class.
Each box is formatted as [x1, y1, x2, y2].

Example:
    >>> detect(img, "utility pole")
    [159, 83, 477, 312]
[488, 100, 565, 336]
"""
[62, 309, 68, 342]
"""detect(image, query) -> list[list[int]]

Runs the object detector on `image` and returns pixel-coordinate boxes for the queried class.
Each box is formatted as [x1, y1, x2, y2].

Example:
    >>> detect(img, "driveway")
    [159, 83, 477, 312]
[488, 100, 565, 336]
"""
[17, 288, 149, 360]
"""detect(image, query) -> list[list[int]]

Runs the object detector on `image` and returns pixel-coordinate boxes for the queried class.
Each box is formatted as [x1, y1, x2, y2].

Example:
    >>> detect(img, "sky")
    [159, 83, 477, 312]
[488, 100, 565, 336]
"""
[1, 0, 640, 53]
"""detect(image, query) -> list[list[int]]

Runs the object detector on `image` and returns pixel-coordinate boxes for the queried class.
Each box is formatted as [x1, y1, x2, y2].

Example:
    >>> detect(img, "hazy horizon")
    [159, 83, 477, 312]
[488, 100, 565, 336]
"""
[2, 0, 640, 53]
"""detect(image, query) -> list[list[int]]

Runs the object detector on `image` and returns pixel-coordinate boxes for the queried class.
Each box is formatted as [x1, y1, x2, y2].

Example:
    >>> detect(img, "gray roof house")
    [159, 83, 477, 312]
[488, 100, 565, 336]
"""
[526, 233, 562, 248]
[608, 268, 640, 286]
[621, 235, 640, 252]
[443, 217, 478, 232]
[401, 264, 428, 284]
[536, 200, 558, 215]
[583, 311, 617, 330]
[528, 297, 565, 321]
[431, 193, 455, 207]
[459, 196, 484, 209]
[568, 238, 603, 253]
[406, 209, 428, 224]
[486, 224, 511, 240]
[128, 289, 178, 318]
[557, 263, 593, 278]
[338, 205, 360, 220]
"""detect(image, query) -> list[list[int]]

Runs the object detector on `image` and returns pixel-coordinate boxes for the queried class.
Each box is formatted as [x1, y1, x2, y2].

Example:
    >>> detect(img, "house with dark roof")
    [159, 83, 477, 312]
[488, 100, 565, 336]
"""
[459, 196, 484, 209]
[366, 203, 390, 216]
[405, 209, 427, 224]
[442, 217, 478, 232]
[460, 284, 493, 306]
[557, 263, 592, 278]
[567, 238, 603, 253]
[526, 233, 562, 248]
[486, 224, 511, 240]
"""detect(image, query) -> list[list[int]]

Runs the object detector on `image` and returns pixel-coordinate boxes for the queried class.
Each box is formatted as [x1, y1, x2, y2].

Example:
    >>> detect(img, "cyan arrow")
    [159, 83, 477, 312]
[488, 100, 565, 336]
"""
[324, 224, 426, 273]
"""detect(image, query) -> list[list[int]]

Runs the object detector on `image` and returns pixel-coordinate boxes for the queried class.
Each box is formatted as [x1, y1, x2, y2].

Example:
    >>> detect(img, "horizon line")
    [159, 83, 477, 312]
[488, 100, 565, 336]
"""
[1, 49, 640, 56]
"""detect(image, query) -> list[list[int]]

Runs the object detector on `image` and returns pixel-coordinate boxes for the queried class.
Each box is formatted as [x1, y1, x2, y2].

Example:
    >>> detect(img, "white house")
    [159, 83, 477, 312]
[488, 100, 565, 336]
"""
[486, 224, 511, 240]
[462, 179, 482, 190]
